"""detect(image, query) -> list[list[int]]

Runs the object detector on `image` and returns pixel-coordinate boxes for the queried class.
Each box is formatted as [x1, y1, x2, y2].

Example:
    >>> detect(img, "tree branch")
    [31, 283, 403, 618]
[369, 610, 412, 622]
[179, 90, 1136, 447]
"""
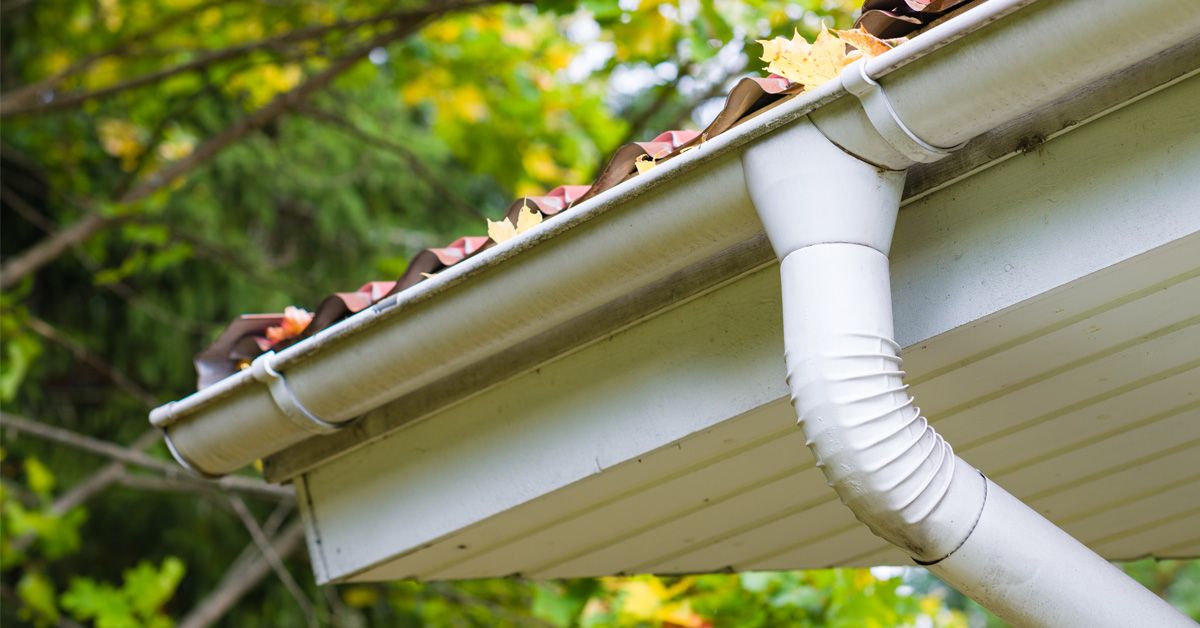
[227, 496, 319, 628]
[0, 211, 123, 290]
[0, 0, 510, 288]
[0, 1, 484, 117]
[297, 104, 485, 221]
[119, 17, 429, 205]
[25, 315, 160, 407]
[177, 519, 307, 628]
[0, 413, 292, 500]
[0, 0, 236, 114]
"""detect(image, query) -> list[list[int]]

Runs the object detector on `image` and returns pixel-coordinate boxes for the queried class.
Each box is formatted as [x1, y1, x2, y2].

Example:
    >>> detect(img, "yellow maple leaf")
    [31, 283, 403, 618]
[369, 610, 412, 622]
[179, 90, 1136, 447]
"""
[487, 202, 543, 244]
[764, 24, 848, 90]
[759, 24, 903, 91]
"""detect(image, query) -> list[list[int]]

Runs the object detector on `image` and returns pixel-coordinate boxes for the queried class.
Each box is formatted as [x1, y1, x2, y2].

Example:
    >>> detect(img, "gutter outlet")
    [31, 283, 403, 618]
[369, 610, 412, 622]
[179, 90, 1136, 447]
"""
[742, 113, 1190, 626]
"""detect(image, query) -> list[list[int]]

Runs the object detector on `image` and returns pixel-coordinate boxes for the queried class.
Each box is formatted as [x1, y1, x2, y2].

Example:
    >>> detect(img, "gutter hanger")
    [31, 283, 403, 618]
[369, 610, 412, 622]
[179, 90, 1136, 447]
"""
[742, 0, 1199, 623]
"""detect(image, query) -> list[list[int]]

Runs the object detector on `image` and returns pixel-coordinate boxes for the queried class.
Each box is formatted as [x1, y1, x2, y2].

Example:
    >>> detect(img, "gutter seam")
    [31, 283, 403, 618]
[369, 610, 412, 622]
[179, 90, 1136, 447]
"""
[913, 470, 987, 566]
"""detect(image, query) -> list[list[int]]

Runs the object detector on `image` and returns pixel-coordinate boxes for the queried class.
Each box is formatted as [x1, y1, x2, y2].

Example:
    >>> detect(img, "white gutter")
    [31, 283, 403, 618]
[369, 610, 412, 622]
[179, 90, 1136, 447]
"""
[151, 2, 1200, 618]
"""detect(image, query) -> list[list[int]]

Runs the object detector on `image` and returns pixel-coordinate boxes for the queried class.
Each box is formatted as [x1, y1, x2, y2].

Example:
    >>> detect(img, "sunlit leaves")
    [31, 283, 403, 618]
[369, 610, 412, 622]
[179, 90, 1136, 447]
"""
[227, 63, 305, 109]
[98, 119, 147, 171]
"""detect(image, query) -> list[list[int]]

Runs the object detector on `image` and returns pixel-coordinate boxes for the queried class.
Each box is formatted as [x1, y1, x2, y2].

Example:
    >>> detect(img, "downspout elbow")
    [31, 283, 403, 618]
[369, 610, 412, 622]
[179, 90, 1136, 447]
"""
[743, 119, 986, 563]
[745, 115, 1191, 626]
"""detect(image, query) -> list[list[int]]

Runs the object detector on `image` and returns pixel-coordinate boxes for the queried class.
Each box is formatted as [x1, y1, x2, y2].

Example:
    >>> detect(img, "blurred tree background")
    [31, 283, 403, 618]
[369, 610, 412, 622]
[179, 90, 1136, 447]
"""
[0, 0, 1196, 625]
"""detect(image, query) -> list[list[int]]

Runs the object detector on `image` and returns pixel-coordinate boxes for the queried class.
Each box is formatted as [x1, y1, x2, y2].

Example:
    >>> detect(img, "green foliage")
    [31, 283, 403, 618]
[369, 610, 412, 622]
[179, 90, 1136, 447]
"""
[1124, 558, 1200, 620]
[60, 557, 185, 628]
[1, 456, 88, 568]
[18, 569, 61, 625]
[0, 293, 43, 403]
[533, 579, 600, 626]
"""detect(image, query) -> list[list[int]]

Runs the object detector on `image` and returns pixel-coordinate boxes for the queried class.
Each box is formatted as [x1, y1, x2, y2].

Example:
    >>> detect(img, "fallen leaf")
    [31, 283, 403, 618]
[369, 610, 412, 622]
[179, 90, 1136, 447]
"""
[635, 154, 658, 174]
[836, 27, 896, 58]
[487, 201, 544, 244]
[759, 24, 904, 91]
[265, 306, 313, 344]
[765, 25, 847, 89]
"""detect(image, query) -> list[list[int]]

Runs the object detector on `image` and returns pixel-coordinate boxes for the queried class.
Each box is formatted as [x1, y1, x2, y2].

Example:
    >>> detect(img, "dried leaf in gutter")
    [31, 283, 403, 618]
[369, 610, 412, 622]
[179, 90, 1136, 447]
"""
[265, 306, 313, 344]
[759, 25, 847, 90]
[635, 154, 658, 175]
[759, 24, 903, 91]
[487, 202, 543, 244]
[835, 27, 897, 58]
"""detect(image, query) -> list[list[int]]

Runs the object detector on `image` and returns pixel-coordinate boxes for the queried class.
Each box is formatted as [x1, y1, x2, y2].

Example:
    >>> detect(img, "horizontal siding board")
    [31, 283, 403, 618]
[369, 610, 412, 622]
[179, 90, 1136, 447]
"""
[1093, 510, 1200, 559]
[910, 273, 1200, 414]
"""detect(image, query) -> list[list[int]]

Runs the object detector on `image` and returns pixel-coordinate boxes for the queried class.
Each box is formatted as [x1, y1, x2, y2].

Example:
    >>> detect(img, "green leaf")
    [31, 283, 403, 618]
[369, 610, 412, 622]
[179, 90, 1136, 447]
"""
[122, 557, 186, 619]
[23, 457, 56, 499]
[61, 579, 135, 628]
[532, 580, 598, 626]
[18, 570, 61, 623]
[0, 323, 42, 403]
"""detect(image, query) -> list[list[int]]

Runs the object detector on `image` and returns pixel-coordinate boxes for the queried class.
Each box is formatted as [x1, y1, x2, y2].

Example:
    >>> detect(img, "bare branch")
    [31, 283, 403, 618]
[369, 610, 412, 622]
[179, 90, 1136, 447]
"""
[0, 0, 504, 117]
[227, 496, 319, 628]
[0, 0, 235, 113]
[1, 183, 58, 232]
[0, 211, 122, 290]
[8, 430, 160, 556]
[120, 19, 427, 205]
[298, 104, 485, 221]
[25, 315, 160, 407]
[178, 519, 307, 628]
[0, 413, 292, 500]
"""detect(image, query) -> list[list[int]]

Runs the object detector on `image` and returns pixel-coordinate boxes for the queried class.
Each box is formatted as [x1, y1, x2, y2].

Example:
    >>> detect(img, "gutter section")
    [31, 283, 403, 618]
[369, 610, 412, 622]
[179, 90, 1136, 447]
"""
[154, 151, 765, 475]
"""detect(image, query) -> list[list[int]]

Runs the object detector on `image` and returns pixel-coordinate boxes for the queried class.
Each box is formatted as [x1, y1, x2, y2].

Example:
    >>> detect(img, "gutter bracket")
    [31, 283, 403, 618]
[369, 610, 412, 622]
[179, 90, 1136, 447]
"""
[840, 59, 966, 163]
[249, 352, 345, 435]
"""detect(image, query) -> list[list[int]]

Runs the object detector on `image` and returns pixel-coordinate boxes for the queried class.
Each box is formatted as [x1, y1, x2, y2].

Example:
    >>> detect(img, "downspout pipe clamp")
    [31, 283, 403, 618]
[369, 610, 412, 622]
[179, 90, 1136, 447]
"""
[249, 351, 345, 435]
[840, 59, 966, 164]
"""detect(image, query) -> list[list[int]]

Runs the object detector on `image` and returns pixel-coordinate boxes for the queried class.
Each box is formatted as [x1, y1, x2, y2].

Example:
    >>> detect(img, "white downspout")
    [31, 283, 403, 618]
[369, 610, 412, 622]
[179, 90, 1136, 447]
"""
[743, 118, 1191, 625]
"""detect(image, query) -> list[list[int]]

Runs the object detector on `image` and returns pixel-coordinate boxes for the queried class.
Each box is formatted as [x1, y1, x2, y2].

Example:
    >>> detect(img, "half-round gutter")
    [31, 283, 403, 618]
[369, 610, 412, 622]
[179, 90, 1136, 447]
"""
[743, 0, 1198, 624]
